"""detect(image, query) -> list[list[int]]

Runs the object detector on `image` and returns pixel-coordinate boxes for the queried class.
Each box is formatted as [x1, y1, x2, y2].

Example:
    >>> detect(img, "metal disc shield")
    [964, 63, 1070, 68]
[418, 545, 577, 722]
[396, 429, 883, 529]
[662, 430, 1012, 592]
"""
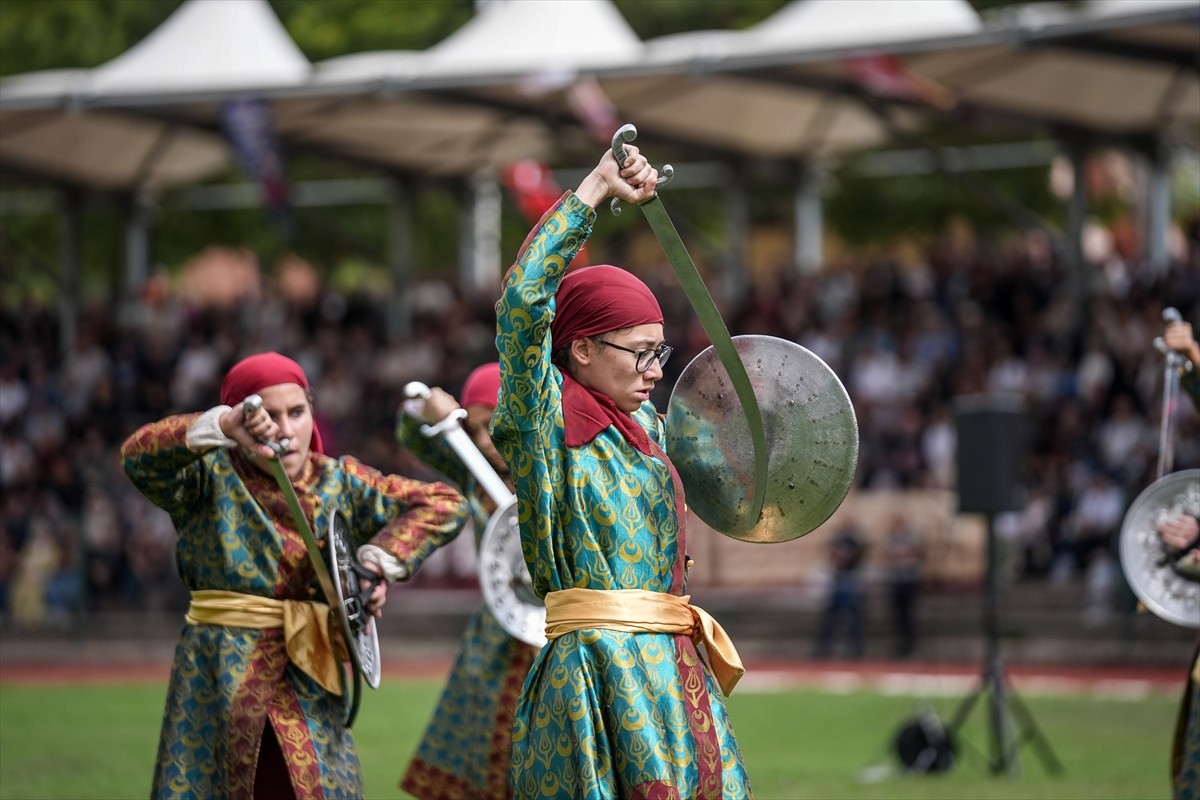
[1119, 469, 1200, 629]
[328, 511, 383, 689]
[479, 499, 547, 648]
[666, 335, 859, 542]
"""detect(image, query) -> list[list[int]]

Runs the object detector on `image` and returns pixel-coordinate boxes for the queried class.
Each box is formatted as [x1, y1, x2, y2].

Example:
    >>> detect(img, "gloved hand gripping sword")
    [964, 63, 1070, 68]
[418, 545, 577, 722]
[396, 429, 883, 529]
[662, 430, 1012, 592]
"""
[242, 394, 383, 727]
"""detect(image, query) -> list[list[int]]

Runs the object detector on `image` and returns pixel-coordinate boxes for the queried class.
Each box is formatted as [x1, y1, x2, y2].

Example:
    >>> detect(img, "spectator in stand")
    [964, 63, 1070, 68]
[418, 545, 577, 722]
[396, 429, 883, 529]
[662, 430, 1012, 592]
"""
[813, 522, 868, 660]
[882, 514, 923, 659]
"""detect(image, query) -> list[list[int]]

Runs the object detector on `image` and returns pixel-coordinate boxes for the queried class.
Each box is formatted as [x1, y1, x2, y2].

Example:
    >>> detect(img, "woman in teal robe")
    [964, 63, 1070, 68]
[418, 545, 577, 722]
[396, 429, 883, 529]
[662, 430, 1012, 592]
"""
[492, 147, 752, 799]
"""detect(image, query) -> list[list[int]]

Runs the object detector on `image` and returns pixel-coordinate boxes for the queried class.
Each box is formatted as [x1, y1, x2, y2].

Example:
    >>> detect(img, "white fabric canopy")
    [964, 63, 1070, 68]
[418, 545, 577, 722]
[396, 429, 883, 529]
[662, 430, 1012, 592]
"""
[275, 0, 646, 176]
[89, 0, 310, 101]
[421, 0, 642, 83]
[0, 0, 313, 189]
[2, 0, 1195, 189]
[902, 0, 1200, 137]
[748, 0, 984, 56]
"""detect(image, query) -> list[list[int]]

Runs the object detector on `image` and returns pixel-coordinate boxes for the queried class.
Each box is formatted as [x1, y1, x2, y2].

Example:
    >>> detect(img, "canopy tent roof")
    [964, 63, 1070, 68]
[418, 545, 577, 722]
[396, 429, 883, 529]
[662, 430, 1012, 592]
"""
[900, 0, 1200, 138]
[0, 0, 309, 190]
[259, 0, 642, 176]
[377, 0, 983, 163]
[419, 0, 643, 84]
[745, 0, 985, 59]
[86, 0, 310, 103]
[0, 108, 229, 191]
[2, 0, 1196, 191]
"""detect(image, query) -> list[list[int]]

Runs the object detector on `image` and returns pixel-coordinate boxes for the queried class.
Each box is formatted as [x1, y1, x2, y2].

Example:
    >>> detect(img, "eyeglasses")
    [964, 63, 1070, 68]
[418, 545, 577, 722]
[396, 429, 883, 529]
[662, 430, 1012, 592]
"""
[592, 338, 673, 373]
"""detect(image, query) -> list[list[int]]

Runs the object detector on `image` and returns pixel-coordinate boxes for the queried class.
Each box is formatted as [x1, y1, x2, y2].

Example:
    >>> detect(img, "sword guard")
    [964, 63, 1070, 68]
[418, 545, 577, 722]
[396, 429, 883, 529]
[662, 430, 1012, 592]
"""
[240, 394, 289, 456]
[608, 123, 673, 216]
[420, 408, 467, 438]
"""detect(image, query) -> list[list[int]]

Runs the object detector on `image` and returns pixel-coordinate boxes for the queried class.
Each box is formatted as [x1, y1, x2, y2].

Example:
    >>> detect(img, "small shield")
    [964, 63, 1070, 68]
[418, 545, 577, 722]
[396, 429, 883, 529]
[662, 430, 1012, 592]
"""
[1119, 469, 1200, 629]
[328, 509, 383, 688]
[666, 335, 859, 543]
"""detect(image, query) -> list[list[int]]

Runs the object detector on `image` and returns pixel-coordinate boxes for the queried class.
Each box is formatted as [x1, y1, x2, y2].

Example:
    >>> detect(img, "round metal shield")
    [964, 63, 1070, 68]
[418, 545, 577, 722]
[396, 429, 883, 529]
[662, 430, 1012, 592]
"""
[666, 335, 858, 543]
[329, 510, 382, 689]
[1119, 469, 1200, 629]
[479, 499, 547, 648]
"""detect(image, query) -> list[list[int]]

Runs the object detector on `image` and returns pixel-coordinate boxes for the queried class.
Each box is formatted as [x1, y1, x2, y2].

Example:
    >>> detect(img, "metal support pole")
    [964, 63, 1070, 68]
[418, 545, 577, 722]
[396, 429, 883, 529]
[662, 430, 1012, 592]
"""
[724, 168, 750, 310]
[794, 162, 824, 275]
[124, 190, 152, 310]
[462, 169, 501, 297]
[1145, 143, 1172, 278]
[983, 514, 1018, 776]
[387, 177, 415, 343]
[59, 187, 83, 364]
[1064, 139, 1090, 340]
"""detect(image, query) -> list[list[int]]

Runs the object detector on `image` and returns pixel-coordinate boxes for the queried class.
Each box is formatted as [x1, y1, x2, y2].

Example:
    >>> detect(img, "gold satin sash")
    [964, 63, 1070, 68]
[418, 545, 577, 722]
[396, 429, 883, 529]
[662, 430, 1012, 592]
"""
[186, 589, 343, 696]
[544, 587, 745, 696]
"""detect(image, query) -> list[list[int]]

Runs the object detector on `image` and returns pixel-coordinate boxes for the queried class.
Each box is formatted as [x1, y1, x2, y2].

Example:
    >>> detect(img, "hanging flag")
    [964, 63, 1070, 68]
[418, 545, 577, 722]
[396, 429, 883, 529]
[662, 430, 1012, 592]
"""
[567, 75, 620, 145]
[845, 54, 956, 110]
[219, 97, 293, 235]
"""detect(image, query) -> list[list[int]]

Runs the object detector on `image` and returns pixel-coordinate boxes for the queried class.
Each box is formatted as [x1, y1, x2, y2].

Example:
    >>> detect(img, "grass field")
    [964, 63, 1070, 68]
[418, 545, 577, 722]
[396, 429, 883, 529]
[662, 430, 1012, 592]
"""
[0, 676, 1178, 800]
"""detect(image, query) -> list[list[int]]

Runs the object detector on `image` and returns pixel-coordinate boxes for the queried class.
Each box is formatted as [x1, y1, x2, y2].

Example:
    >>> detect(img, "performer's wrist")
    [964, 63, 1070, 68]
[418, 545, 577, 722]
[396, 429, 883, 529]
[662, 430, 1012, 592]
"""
[357, 544, 408, 584]
[574, 173, 608, 210]
[188, 406, 239, 450]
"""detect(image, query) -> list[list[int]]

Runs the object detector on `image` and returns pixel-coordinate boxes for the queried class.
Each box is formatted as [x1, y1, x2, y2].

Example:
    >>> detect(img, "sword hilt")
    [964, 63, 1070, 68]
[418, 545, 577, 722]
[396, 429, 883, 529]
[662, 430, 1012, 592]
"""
[608, 123, 673, 216]
[1156, 307, 1185, 479]
[241, 394, 290, 456]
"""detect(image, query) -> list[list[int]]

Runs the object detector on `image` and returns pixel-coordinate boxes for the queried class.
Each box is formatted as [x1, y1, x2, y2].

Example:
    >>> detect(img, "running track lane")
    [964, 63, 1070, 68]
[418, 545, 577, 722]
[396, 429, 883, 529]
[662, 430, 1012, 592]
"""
[0, 659, 1186, 698]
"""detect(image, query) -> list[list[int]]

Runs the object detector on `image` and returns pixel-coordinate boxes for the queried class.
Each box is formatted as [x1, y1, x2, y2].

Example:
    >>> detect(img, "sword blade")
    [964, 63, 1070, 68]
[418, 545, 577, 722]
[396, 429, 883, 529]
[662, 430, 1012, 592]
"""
[638, 194, 769, 530]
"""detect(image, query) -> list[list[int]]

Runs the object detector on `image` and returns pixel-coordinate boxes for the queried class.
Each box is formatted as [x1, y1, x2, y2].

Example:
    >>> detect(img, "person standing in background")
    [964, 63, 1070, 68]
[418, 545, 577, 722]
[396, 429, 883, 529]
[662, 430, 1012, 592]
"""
[397, 362, 539, 800]
[813, 522, 868, 661]
[882, 514, 923, 659]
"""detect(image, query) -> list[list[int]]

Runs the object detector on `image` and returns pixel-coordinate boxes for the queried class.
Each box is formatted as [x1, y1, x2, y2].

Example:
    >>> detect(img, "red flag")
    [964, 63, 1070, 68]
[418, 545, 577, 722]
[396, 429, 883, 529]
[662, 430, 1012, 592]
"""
[845, 54, 955, 110]
[503, 160, 590, 267]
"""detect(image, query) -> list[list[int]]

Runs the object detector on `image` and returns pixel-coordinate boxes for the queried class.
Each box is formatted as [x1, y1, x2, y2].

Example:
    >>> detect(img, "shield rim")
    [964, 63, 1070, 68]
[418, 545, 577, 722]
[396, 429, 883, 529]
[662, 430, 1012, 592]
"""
[479, 498, 547, 648]
[1118, 468, 1200, 629]
[328, 509, 384, 688]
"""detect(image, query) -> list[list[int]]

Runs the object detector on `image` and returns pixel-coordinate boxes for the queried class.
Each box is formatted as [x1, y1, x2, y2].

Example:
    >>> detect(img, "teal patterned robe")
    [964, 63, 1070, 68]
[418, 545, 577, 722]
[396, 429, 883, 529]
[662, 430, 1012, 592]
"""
[492, 193, 752, 800]
[396, 414, 538, 800]
[1173, 367, 1200, 800]
[122, 414, 468, 800]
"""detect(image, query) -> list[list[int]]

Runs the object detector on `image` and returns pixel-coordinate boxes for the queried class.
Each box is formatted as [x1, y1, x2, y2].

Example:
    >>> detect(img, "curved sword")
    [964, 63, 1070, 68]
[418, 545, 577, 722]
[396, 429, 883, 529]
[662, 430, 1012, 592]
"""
[609, 123, 768, 532]
[242, 394, 378, 727]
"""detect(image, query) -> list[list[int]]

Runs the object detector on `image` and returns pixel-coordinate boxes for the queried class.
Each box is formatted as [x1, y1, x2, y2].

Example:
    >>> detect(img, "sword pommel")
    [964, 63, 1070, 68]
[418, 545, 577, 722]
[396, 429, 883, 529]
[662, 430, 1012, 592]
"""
[240, 393, 288, 456]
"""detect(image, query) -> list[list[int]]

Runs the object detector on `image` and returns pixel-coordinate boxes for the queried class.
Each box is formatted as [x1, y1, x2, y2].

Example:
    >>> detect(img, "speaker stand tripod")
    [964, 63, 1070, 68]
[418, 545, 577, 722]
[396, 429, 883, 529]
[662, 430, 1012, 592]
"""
[944, 514, 1062, 776]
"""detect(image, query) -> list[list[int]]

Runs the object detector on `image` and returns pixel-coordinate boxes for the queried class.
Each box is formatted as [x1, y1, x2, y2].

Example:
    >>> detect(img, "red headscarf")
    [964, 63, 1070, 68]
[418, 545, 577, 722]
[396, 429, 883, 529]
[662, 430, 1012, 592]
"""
[550, 265, 663, 352]
[220, 352, 324, 454]
[549, 266, 664, 457]
[460, 362, 501, 410]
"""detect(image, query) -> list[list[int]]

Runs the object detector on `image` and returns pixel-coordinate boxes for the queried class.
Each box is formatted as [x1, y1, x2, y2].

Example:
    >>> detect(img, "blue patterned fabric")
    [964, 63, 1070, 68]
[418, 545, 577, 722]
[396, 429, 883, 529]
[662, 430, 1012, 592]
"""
[397, 415, 538, 800]
[123, 414, 467, 800]
[1173, 370, 1200, 800]
[492, 193, 751, 800]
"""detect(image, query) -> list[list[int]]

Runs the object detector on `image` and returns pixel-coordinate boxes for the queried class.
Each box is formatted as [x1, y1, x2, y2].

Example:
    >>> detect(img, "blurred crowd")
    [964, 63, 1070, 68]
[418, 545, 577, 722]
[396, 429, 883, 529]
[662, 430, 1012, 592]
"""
[1, 221, 1198, 629]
